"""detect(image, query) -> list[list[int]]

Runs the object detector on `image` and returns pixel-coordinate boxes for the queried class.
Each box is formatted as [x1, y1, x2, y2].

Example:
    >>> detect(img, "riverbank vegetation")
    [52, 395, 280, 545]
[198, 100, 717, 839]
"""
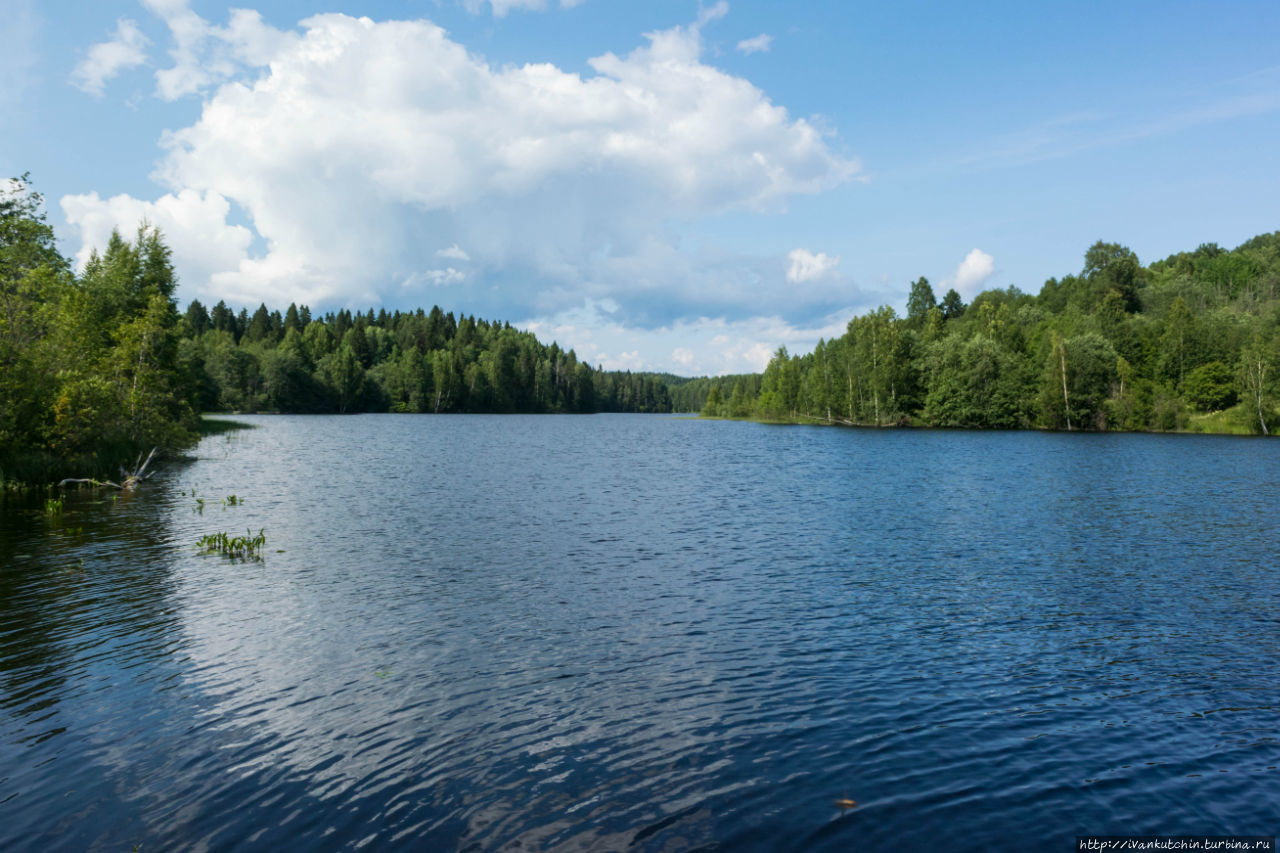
[1, 176, 198, 486]
[5, 170, 1278, 488]
[701, 238, 1280, 434]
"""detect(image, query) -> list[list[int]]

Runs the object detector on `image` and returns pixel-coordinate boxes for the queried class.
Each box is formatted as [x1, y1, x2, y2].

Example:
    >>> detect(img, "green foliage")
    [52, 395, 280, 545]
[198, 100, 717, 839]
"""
[666, 374, 760, 414]
[1183, 361, 1236, 411]
[940, 288, 966, 320]
[1186, 404, 1258, 435]
[317, 344, 366, 414]
[702, 386, 724, 417]
[177, 299, 677, 416]
[1039, 333, 1118, 430]
[1238, 332, 1279, 435]
[905, 277, 936, 327]
[1082, 241, 1142, 312]
[705, 230, 1280, 434]
[1, 176, 70, 458]
[1, 177, 198, 484]
[198, 528, 267, 560]
[921, 335, 1032, 428]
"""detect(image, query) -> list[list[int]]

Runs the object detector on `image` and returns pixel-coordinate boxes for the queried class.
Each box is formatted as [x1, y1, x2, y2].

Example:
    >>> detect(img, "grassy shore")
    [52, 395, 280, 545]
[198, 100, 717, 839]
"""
[699, 401, 1274, 436]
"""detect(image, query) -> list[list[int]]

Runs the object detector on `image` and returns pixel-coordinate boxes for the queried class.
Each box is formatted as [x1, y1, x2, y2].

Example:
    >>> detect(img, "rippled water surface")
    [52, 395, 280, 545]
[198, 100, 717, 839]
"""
[2, 415, 1279, 850]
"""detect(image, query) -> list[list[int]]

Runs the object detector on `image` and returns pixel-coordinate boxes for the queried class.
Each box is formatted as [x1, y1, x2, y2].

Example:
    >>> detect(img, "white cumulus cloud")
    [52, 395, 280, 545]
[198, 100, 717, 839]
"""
[139, 0, 296, 101]
[60, 189, 255, 295]
[526, 303, 855, 376]
[786, 248, 840, 283]
[948, 248, 996, 298]
[71, 18, 150, 96]
[736, 34, 773, 55]
[62, 5, 860, 335]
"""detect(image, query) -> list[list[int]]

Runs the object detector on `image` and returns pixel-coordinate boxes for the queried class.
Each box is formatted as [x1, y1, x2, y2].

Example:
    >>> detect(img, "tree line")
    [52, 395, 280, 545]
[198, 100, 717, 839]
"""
[6, 171, 1278, 485]
[701, 237, 1280, 434]
[178, 300, 676, 416]
[1, 175, 680, 483]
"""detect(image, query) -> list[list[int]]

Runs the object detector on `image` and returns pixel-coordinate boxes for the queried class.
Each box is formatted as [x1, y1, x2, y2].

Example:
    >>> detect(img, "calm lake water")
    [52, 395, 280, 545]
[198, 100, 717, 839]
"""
[2, 415, 1278, 851]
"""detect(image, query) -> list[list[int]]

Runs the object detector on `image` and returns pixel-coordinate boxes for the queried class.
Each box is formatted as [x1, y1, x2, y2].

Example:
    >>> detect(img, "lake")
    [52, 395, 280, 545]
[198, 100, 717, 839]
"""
[2, 414, 1278, 850]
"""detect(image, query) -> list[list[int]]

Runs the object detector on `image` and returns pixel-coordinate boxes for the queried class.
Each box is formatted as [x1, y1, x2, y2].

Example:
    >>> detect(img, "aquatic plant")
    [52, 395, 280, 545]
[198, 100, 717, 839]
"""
[197, 528, 267, 559]
[44, 497, 63, 517]
[222, 495, 241, 506]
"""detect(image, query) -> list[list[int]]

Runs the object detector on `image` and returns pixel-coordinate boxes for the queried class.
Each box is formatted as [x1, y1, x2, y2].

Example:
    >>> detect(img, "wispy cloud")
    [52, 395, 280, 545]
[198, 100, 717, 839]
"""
[71, 18, 149, 96]
[697, 2, 729, 27]
[955, 93, 1280, 175]
[461, 0, 586, 16]
[896, 65, 1280, 181]
[736, 33, 772, 55]
[436, 244, 471, 262]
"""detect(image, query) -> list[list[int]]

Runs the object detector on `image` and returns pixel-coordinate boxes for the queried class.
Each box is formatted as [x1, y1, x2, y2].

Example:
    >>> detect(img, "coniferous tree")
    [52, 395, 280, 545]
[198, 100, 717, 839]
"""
[185, 299, 210, 336]
[906, 276, 937, 328]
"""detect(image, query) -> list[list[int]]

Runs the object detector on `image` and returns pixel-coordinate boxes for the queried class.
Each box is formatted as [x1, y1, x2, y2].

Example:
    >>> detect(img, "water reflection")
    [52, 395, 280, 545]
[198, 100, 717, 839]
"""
[3, 418, 1280, 849]
[0, 485, 194, 845]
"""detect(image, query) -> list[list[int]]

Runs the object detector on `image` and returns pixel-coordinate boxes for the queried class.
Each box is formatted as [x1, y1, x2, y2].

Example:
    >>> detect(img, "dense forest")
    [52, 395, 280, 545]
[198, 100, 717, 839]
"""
[176, 299, 675, 416]
[702, 237, 1280, 435]
[4, 171, 1278, 484]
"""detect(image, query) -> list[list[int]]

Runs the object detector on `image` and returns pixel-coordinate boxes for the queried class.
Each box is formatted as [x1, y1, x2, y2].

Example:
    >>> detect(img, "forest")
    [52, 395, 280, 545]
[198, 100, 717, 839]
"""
[3, 171, 1278, 485]
[0, 175, 676, 484]
[176, 299, 677, 417]
[701, 236, 1280, 435]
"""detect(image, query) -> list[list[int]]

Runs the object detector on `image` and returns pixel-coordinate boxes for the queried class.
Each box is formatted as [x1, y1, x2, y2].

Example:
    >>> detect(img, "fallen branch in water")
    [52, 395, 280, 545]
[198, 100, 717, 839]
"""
[59, 447, 159, 491]
[797, 413, 861, 427]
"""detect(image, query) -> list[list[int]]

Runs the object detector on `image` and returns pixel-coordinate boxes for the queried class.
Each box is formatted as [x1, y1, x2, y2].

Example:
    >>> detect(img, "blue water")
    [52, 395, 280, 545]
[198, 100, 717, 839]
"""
[2, 415, 1278, 850]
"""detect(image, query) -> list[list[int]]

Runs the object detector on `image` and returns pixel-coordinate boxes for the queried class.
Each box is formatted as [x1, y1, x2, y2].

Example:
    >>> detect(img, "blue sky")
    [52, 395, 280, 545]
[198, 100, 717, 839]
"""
[3, 0, 1278, 375]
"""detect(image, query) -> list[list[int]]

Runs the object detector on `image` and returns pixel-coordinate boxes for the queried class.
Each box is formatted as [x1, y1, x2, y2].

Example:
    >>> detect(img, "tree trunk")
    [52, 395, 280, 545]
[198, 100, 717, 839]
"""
[1059, 340, 1072, 431]
[1255, 358, 1269, 436]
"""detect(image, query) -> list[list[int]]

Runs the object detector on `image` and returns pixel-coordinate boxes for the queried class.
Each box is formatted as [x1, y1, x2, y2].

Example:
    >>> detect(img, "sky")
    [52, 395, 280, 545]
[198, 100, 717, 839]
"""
[2, 0, 1278, 375]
